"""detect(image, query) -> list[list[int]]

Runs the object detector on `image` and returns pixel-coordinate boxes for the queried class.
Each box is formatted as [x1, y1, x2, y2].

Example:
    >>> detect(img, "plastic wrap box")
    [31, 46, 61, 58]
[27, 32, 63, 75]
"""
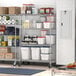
[0, 7, 8, 14]
[21, 47, 30, 60]
[0, 47, 11, 53]
[0, 53, 5, 59]
[8, 7, 21, 14]
[41, 54, 49, 60]
[41, 47, 50, 53]
[31, 47, 40, 60]
[5, 53, 15, 59]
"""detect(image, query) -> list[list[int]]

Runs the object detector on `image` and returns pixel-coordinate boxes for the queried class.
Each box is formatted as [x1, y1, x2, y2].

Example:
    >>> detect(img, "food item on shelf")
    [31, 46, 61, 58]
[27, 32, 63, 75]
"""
[8, 36, 19, 46]
[5, 27, 19, 35]
[8, 7, 21, 14]
[67, 62, 76, 68]
[0, 7, 8, 14]
[5, 53, 15, 59]
[23, 4, 34, 14]
[1, 41, 8, 46]
[0, 53, 5, 59]
[0, 47, 11, 53]
[39, 8, 45, 14]
[6, 16, 10, 20]
[39, 7, 54, 14]
[22, 20, 30, 28]
[0, 16, 2, 20]
[0, 36, 4, 41]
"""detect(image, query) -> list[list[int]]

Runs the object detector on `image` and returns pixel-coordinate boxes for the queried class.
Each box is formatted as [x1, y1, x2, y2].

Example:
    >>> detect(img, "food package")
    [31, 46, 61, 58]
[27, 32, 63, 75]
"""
[5, 53, 15, 59]
[0, 47, 11, 53]
[22, 20, 30, 28]
[8, 7, 21, 14]
[0, 7, 8, 14]
[0, 53, 5, 59]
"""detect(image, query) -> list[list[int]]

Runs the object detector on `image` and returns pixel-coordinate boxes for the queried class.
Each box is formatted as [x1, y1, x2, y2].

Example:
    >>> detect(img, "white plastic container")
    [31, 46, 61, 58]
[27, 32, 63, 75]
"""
[41, 30, 47, 36]
[43, 22, 50, 28]
[37, 37, 45, 44]
[46, 35, 51, 44]
[47, 15, 55, 22]
[41, 47, 50, 53]
[21, 47, 30, 60]
[36, 22, 42, 28]
[31, 47, 40, 60]
[46, 35, 55, 44]
[41, 54, 49, 60]
[50, 23, 55, 29]
[50, 35, 55, 44]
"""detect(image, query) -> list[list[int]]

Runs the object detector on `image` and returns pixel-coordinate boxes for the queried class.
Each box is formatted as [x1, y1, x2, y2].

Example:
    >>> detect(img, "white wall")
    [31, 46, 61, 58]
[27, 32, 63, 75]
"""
[56, 0, 75, 65]
[0, 0, 56, 7]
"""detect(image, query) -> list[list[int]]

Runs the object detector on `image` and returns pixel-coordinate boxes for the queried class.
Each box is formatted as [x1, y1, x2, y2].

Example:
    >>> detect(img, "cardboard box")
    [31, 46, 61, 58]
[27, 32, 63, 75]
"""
[8, 7, 21, 14]
[0, 53, 5, 59]
[0, 47, 11, 53]
[5, 53, 15, 59]
[0, 7, 8, 14]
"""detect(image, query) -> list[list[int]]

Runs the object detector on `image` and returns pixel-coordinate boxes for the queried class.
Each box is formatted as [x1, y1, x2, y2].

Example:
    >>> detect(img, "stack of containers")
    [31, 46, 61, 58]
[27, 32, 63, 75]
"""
[41, 47, 50, 60]
[0, 47, 14, 59]
[21, 4, 38, 14]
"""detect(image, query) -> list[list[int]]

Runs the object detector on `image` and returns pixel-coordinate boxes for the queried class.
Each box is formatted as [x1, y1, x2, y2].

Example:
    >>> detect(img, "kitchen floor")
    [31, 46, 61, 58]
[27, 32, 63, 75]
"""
[0, 63, 49, 76]
[0, 63, 74, 76]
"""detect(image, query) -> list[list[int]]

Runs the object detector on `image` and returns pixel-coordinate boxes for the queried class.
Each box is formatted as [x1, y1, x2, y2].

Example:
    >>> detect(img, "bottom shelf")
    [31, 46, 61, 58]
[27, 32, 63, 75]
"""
[21, 59, 55, 63]
[0, 59, 16, 61]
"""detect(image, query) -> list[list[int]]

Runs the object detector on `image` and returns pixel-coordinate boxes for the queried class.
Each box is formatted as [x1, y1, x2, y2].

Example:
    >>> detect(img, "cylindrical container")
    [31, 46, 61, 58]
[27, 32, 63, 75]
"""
[43, 21, 50, 28]
[1, 41, 8, 46]
[0, 36, 4, 41]
[36, 22, 42, 28]
[32, 7, 38, 14]
[41, 30, 47, 36]
[39, 8, 45, 14]
[31, 47, 40, 60]
[37, 37, 45, 44]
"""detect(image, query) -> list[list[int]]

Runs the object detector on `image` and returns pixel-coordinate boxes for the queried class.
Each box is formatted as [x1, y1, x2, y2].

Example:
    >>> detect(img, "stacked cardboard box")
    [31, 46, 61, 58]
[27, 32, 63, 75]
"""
[0, 47, 14, 59]
[8, 7, 21, 14]
[5, 53, 15, 59]
[0, 47, 11, 53]
[0, 53, 5, 59]
[0, 7, 8, 14]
